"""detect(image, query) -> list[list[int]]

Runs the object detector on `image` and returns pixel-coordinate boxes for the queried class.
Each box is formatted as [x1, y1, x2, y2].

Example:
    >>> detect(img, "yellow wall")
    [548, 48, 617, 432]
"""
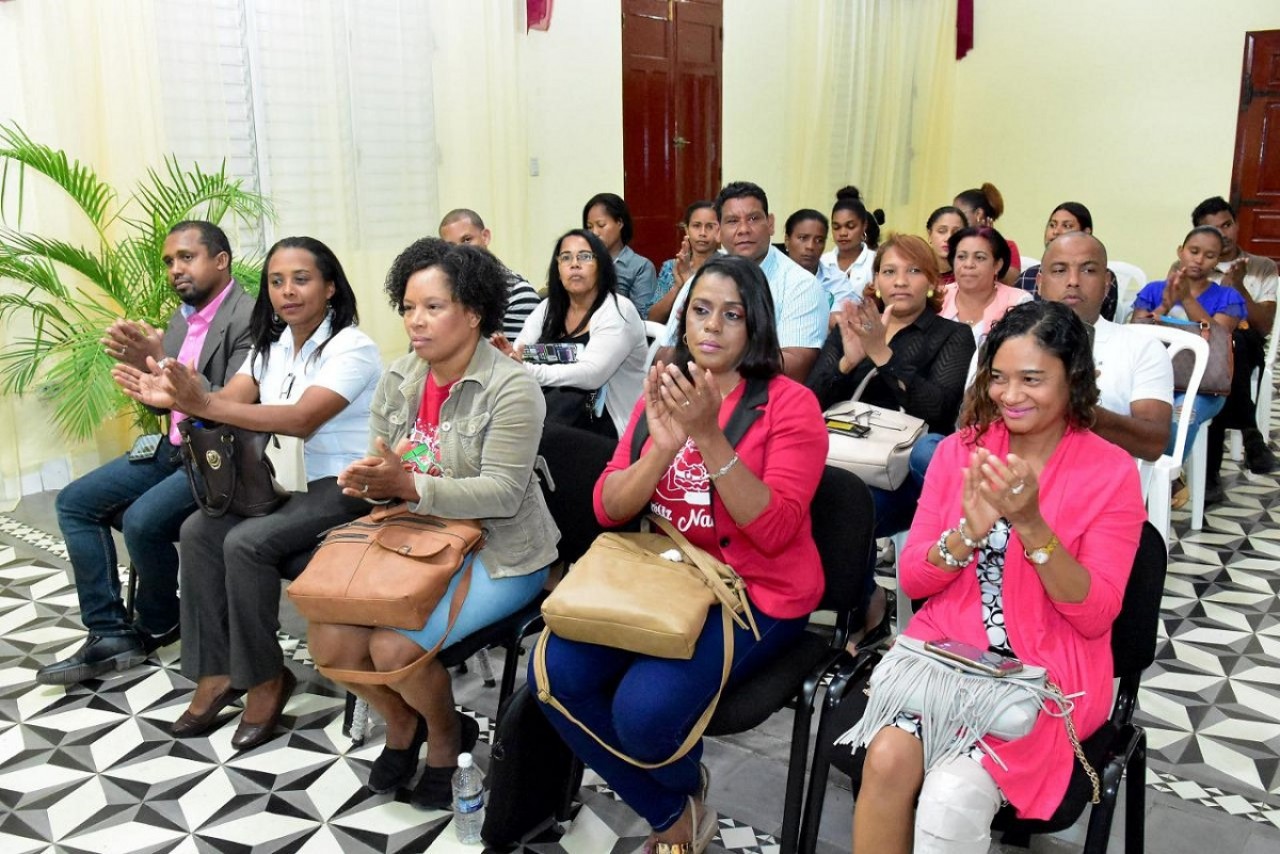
[947, 0, 1280, 280]
[431, 0, 623, 286]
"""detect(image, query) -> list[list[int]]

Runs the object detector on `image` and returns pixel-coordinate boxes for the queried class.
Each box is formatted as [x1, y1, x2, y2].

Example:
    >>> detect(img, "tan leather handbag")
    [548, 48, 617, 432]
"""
[287, 503, 484, 684]
[533, 515, 759, 767]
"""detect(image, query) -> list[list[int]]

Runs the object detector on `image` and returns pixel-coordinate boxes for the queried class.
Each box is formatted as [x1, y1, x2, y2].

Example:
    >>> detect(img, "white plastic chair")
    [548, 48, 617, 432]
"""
[643, 320, 667, 369]
[1109, 261, 1148, 325]
[1130, 325, 1211, 543]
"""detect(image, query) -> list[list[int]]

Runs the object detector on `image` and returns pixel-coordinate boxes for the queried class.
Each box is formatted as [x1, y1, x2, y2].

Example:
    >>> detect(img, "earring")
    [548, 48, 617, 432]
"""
[272, 312, 281, 323]
[875, 289, 882, 299]
[681, 334, 688, 345]
[927, 289, 934, 298]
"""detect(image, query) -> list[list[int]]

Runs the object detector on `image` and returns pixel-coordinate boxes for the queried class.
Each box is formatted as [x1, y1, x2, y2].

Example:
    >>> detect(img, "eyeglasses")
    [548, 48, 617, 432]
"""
[721, 212, 768, 229]
[556, 251, 597, 265]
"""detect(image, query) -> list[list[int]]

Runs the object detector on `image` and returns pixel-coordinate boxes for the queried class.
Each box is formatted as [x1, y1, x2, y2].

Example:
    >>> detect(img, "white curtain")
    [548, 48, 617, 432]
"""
[0, 0, 440, 501]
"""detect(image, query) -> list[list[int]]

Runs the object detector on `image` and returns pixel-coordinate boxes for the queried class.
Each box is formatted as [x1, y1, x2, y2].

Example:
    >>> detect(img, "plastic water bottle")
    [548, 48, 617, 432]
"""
[452, 752, 485, 844]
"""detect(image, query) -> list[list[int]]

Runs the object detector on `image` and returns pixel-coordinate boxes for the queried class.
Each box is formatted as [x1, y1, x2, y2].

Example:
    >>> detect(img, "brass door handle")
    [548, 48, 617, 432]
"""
[673, 136, 691, 148]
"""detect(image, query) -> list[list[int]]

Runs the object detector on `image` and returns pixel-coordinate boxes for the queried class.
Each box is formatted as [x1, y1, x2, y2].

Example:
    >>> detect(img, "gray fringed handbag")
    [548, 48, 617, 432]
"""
[836, 635, 1100, 801]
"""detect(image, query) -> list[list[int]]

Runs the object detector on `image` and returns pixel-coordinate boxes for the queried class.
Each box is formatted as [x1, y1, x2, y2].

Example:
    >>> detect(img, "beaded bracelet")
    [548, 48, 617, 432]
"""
[958, 516, 989, 549]
[936, 527, 975, 568]
[709, 453, 740, 482]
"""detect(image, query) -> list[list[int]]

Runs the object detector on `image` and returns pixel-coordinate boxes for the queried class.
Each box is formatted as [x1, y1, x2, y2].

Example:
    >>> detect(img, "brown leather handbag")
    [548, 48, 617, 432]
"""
[1134, 316, 1235, 395]
[287, 503, 485, 684]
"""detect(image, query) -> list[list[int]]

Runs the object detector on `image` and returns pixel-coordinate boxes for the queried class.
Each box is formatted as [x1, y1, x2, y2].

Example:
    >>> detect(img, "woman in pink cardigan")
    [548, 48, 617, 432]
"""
[843, 300, 1146, 853]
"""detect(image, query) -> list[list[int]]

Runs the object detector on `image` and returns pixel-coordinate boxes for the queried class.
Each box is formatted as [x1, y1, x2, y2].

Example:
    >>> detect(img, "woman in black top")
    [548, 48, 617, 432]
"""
[807, 233, 974, 647]
[808, 234, 975, 500]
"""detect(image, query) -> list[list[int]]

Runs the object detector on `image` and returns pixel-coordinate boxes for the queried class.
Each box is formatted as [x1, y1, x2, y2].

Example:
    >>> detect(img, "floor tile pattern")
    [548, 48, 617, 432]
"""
[0, 392, 1278, 851]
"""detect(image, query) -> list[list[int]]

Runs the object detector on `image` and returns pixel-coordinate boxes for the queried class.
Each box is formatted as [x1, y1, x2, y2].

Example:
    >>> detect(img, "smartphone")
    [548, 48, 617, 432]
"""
[924, 638, 1024, 677]
[826, 418, 871, 438]
[127, 433, 163, 463]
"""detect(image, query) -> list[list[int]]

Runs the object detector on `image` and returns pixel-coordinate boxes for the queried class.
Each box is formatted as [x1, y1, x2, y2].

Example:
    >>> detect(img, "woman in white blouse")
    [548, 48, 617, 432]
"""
[116, 236, 382, 751]
[820, 186, 886, 301]
[498, 229, 647, 439]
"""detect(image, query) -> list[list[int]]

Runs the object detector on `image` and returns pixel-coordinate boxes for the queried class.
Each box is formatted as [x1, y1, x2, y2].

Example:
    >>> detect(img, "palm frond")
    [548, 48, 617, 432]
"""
[0, 123, 116, 231]
[114, 235, 175, 323]
[231, 258, 265, 297]
[0, 228, 119, 298]
[0, 252, 73, 302]
[129, 157, 274, 235]
[40, 337, 128, 440]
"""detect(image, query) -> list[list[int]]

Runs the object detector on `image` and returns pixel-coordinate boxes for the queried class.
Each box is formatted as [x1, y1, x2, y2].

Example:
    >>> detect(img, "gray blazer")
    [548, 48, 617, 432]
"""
[370, 343, 560, 578]
[159, 280, 255, 394]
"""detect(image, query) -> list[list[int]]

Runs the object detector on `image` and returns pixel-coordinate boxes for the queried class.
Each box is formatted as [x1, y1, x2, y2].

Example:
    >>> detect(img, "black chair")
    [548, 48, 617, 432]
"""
[798, 521, 1168, 854]
[335, 423, 620, 741]
[553, 466, 875, 853]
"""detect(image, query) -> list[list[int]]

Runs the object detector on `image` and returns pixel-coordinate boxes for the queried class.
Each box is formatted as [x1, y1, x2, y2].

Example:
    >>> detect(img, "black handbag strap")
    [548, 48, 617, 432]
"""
[178, 421, 236, 518]
[629, 376, 770, 463]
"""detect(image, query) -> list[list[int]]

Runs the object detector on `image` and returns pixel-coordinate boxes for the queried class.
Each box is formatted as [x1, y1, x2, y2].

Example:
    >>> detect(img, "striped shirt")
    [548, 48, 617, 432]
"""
[504, 273, 541, 340]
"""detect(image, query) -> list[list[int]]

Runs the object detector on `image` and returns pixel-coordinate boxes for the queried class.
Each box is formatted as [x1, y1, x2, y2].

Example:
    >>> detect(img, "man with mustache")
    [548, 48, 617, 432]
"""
[37, 221, 254, 685]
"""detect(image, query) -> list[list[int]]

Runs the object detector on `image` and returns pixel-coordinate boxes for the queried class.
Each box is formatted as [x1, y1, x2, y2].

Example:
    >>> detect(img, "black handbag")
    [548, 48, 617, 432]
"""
[482, 684, 582, 847]
[177, 420, 289, 517]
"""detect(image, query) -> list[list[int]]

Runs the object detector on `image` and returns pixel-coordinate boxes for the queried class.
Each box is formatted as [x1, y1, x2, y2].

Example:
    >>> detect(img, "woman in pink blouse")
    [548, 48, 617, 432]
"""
[843, 300, 1146, 853]
[940, 226, 1032, 344]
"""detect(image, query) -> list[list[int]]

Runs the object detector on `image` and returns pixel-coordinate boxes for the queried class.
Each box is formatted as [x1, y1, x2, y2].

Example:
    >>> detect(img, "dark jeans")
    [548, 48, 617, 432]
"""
[55, 439, 193, 637]
[179, 477, 367, 689]
[1207, 327, 1268, 480]
[534, 604, 807, 831]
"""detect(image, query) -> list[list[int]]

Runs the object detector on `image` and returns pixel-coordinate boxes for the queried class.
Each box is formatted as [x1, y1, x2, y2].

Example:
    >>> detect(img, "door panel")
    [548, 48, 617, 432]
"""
[1231, 31, 1280, 263]
[622, 0, 722, 271]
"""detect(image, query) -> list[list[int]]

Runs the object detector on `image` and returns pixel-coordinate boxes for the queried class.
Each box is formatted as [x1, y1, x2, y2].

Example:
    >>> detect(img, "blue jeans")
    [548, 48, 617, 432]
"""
[533, 604, 807, 831]
[909, 433, 946, 488]
[55, 439, 195, 636]
[1169, 393, 1226, 463]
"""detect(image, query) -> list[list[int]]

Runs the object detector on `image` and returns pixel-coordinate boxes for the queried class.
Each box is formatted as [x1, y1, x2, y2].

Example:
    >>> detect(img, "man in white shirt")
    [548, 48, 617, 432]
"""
[1191, 196, 1278, 483]
[439, 208, 540, 340]
[663, 182, 828, 381]
[1037, 232, 1173, 461]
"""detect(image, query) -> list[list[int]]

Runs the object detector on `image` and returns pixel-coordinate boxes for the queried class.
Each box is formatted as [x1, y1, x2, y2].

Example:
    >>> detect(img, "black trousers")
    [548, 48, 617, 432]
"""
[178, 477, 367, 688]
[1206, 327, 1267, 480]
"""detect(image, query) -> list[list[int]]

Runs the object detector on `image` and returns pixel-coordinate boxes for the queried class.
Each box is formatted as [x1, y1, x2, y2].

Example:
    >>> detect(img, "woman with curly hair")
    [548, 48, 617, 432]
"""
[841, 300, 1146, 853]
[305, 239, 559, 807]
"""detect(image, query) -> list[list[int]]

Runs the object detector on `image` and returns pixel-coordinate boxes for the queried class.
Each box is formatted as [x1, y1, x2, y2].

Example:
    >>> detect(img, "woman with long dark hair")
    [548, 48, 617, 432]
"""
[504, 229, 648, 438]
[115, 236, 382, 750]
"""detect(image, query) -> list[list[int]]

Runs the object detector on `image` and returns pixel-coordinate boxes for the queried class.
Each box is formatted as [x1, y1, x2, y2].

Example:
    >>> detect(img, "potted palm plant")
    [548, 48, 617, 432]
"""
[0, 122, 274, 441]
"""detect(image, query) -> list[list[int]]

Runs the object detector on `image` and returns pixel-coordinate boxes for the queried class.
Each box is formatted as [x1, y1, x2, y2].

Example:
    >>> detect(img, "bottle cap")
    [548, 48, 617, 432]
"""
[458, 752, 473, 768]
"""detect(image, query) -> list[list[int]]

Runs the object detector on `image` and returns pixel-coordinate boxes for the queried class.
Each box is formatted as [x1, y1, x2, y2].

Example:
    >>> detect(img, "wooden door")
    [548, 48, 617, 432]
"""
[1231, 30, 1280, 263]
[621, 0, 722, 268]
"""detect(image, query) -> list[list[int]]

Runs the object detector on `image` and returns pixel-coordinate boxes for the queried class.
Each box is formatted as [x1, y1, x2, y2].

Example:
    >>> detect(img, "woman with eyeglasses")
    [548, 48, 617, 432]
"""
[114, 236, 382, 750]
[498, 229, 648, 438]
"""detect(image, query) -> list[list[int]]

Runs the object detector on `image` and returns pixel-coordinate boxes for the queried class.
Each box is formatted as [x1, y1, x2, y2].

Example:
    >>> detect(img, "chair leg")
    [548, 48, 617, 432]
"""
[124, 561, 139, 623]
[474, 647, 497, 687]
[1228, 428, 1244, 462]
[1125, 733, 1147, 853]
[1146, 475, 1172, 545]
[1188, 423, 1209, 531]
[798, 695, 843, 854]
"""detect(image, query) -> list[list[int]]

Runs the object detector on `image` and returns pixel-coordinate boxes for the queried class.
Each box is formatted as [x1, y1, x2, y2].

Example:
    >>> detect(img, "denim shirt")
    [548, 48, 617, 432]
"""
[368, 342, 560, 578]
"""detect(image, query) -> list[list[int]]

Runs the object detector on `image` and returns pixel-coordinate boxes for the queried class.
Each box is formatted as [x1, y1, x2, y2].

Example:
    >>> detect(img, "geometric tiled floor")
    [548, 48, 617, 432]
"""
[2, 408, 1280, 851]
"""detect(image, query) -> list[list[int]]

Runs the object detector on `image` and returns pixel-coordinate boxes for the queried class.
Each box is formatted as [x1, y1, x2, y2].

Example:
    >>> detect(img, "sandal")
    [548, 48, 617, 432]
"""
[649, 796, 718, 854]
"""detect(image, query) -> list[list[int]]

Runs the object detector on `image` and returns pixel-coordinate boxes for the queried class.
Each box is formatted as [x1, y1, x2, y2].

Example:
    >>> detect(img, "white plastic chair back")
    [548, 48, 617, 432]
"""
[1258, 325, 1279, 436]
[643, 320, 667, 369]
[1109, 261, 1148, 324]
[1129, 325, 1210, 542]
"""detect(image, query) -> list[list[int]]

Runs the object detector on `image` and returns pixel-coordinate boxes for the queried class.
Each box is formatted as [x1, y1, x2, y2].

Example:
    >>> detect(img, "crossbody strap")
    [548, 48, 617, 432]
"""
[315, 556, 475, 685]
[646, 514, 759, 640]
[533, 603, 734, 769]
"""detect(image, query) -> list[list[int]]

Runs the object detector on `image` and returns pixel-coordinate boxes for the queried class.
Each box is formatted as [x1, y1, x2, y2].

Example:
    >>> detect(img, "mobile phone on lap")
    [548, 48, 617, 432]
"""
[127, 433, 164, 463]
[924, 638, 1024, 677]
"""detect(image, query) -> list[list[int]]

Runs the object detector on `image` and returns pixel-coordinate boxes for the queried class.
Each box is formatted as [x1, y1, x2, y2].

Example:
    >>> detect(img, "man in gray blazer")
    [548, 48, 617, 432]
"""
[37, 221, 255, 686]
